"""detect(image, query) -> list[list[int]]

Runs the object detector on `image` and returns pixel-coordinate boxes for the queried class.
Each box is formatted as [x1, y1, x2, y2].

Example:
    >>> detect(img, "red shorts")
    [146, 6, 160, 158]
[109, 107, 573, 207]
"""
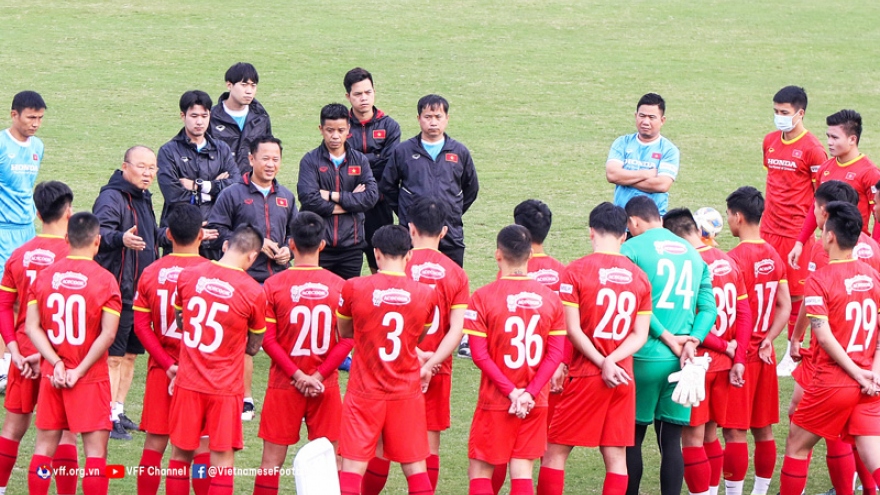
[469, 407, 548, 464]
[792, 348, 815, 389]
[690, 370, 730, 427]
[4, 364, 41, 414]
[170, 387, 243, 452]
[339, 393, 428, 464]
[259, 382, 342, 446]
[724, 360, 779, 429]
[547, 389, 563, 429]
[140, 367, 173, 435]
[763, 233, 810, 297]
[425, 374, 451, 431]
[34, 378, 111, 433]
[548, 375, 634, 447]
[793, 386, 880, 442]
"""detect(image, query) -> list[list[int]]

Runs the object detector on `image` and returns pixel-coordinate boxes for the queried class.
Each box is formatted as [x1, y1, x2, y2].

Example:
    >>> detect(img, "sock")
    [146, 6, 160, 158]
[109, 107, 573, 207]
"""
[406, 471, 433, 494]
[723, 442, 748, 495]
[753, 439, 776, 480]
[780, 456, 809, 495]
[110, 401, 121, 422]
[165, 460, 189, 495]
[82, 457, 108, 495]
[491, 464, 506, 495]
[709, 487, 718, 495]
[362, 457, 391, 495]
[137, 448, 163, 495]
[751, 477, 771, 495]
[704, 439, 724, 490]
[683, 446, 711, 494]
[873, 469, 880, 494]
[855, 448, 877, 495]
[0, 437, 20, 487]
[510, 478, 534, 495]
[603, 472, 628, 495]
[788, 299, 803, 340]
[53, 443, 79, 495]
[207, 472, 233, 495]
[253, 471, 280, 495]
[826, 439, 856, 495]
[470, 478, 494, 495]
[340, 471, 363, 495]
[537, 466, 564, 495]
[426, 454, 440, 490]
[192, 452, 212, 495]
[28, 454, 53, 495]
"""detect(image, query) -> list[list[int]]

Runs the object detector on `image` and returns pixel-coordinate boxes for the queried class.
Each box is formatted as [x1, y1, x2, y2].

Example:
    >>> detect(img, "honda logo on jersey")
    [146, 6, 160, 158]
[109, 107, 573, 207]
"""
[373, 129, 386, 140]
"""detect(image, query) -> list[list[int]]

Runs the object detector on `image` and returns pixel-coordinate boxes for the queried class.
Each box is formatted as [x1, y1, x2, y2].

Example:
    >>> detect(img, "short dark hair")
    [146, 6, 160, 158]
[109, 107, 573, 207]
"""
[497, 225, 532, 265]
[227, 224, 264, 254]
[637, 93, 665, 115]
[773, 86, 808, 112]
[726, 186, 764, 225]
[179, 90, 213, 113]
[165, 204, 203, 246]
[67, 212, 100, 249]
[249, 135, 282, 155]
[344, 68, 373, 94]
[589, 202, 628, 236]
[663, 207, 699, 238]
[417, 95, 449, 115]
[513, 199, 552, 244]
[33, 181, 73, 224]
[290, 211, 325, 254]
[11, 91, 46, 113]
[824, 201, 862, 250]
[225, 62, 259, 84]
[815, 180, 859, 207]
[625, 196, 661, 222]
[320, 103, 349, 125]
[408, 196, 450, 237]
[372, 225, 412, 258]
[827, 109, 862, 144]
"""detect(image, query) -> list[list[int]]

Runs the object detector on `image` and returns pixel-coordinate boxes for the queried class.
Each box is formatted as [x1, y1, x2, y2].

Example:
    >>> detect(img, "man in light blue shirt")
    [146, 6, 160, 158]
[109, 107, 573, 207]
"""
[605, 93, 680, 216]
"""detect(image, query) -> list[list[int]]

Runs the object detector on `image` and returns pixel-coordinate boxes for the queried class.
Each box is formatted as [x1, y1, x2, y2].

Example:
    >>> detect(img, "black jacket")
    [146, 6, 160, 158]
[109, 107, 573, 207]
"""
[207, 175, 298, 283]
[93, 170, 168, 304]
[347, 108, 401, 182]
[380, 134, 479, 250]
[297, 143, 378, 250]
[209, 94, 273, 176]
[156, 129, 241, 226]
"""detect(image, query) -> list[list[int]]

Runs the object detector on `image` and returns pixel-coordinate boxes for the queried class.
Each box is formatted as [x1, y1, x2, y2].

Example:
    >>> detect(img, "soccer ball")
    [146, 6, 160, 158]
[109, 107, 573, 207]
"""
[693, 207, 724, 239]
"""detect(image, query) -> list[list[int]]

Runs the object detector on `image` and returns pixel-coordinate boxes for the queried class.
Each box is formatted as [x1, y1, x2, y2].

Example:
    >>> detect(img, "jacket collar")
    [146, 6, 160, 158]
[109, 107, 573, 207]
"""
[101, 169, 150, 199]
[242, 173, 277, 194]
[173, 128, 218, 152]
[348, 107, 386, 126]
[318, 141, 352, 163]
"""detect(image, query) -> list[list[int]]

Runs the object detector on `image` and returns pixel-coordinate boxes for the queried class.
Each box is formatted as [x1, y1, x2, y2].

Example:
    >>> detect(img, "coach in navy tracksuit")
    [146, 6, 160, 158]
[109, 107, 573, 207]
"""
[380, 94, 479, 267]
[207, 136, 297, 284]
[297, 103, 378, 280]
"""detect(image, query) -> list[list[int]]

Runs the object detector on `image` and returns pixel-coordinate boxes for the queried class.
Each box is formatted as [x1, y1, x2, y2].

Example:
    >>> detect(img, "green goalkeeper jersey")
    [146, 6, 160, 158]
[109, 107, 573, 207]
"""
[621, 227, 716, 360]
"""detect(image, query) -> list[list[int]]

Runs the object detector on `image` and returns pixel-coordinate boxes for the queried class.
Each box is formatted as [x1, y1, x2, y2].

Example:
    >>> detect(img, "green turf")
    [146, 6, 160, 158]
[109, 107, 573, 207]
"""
[3, 0, 880, 492]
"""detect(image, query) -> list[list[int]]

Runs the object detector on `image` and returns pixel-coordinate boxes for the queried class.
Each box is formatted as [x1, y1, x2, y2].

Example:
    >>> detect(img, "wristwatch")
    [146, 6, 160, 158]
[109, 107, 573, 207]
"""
[195, 178, 204, 192]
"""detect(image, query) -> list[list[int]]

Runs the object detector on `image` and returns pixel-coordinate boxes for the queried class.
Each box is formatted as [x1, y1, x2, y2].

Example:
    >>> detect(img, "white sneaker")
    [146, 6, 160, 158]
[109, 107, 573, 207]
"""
[242, 400, 255, 421]
[0, 374, 6, 395]
[777, 354, 798, 377]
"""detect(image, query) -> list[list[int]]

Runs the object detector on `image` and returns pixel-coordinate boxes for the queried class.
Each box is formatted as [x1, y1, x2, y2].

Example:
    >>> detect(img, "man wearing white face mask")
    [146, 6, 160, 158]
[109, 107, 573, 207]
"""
[760, 86, 827, 378]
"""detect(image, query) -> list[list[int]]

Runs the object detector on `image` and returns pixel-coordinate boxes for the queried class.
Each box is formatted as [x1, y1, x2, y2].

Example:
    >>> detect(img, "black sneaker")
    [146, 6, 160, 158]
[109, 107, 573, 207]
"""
[242, 401, 255, 421]
[457, 341, 472, 359]
[109, 421, 132, 441]
[118, 413, 138, 431]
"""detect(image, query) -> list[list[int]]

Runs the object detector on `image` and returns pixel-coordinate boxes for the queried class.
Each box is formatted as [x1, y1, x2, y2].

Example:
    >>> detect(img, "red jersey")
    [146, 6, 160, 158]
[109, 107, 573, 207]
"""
[762, 130, 827, 238]
[809, 232, 880, 274]
[26, 256, 122, 383]
[804, 259, 880, 388]
[464, 277, 566, 410]
[263, 266, 344, 389]
[558, 252, 652, 377]
[407, 248, 470, 375]
[697, 246, 748, 371]
[337, 271, 436, 401]
[0, 235, 69, 355]
[527, 253, 566, 293]
[815, 155, 880, 234]
[728, 240, 788, 361]
[173, 261, 267, 396]
[132, 254, 208, 371]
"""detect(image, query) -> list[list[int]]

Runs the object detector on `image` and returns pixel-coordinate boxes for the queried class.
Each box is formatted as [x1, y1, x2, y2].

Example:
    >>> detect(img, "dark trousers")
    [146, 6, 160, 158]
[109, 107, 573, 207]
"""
[320, 247, 365, 280]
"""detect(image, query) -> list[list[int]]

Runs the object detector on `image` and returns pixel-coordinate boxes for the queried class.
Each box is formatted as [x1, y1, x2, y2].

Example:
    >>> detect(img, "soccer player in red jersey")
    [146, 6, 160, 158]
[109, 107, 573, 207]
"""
[536, 202, 651, 495]
[722, 187, 791, 495]
[336, 225, 436, 495]
[465, 225, 566, 495]
[254, 211, 350, 495]
[780, 201, 880, 495]
[25, 212, 123, 495]
[165, 224, 267, 495]
[130, 204, 209, 495]
[761, 86, 828, 377]
[0, 182, 79, 495]
[663, 208, 753, 495]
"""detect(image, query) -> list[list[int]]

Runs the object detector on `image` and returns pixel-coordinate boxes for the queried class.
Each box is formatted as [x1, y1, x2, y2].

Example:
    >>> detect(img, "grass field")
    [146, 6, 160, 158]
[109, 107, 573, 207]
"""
[3, 0, 880, 492]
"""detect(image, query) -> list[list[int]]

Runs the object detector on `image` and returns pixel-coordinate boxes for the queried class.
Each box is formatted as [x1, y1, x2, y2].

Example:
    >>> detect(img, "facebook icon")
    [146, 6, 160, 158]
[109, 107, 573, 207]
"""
[193, 464, 208, 479]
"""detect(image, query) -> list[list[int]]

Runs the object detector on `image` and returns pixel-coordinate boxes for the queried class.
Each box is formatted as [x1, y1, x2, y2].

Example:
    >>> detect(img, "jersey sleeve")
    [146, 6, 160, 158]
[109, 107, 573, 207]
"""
[263, 281, 278, 325]
[865, 167, 880, 205]
[636, 270, 653, 315]
[132, 276, 151, 313]
[103, 276, 123, 315]
[806, 143, 828, 179]
[248, 289, 267, 334]
[803, 275, 828, 320]
[558, 266, 579, 308]
[607, 136, 626, 163]
[657, 143, 680, 179]
[548, 298, 566, 336]
[450, 271, 470, 309]
[462, 292, 488, 338]
[0, 258, 17, 293]
[336, 280, 353, 320]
